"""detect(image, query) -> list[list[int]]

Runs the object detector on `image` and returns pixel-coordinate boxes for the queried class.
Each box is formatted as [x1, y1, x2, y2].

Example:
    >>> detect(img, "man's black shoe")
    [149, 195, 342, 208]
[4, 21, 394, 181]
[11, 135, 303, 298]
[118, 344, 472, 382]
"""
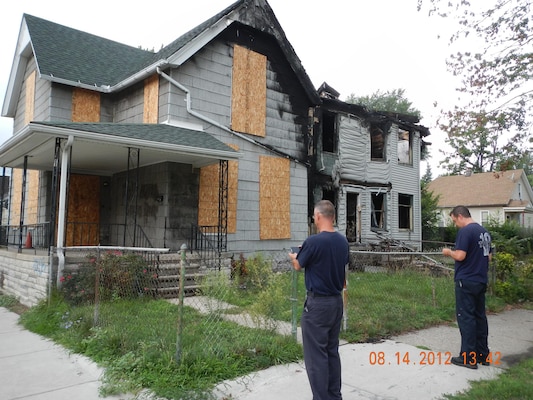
[451, 356, 478, 369]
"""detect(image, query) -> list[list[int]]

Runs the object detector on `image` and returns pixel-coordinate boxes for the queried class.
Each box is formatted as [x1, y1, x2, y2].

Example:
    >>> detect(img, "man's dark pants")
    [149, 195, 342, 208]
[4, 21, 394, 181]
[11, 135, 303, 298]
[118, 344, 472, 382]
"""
[301, 294, 344, 400]
[455, 279, 489, 363]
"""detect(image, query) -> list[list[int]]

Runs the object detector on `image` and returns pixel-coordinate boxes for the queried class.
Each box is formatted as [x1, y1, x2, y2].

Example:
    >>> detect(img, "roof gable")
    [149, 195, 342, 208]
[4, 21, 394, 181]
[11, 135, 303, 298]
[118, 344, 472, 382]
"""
[4, 0, 319, 113]
[152, 0, 319, 103]
[25, 14, 154, 88]
[428, 169, 532, 208]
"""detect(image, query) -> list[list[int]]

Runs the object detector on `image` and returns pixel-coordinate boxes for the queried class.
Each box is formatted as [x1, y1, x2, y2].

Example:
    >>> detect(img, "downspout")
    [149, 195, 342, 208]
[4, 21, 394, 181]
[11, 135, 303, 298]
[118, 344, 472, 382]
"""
[156, 68, 307, 165]
[56, 135, 74, 287]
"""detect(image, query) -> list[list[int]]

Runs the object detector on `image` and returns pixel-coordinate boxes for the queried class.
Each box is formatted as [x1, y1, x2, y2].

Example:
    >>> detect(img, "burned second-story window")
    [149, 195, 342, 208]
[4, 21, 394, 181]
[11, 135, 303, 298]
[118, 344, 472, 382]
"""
[370, 124, 386, 160]
[398, 128, 412, 164]
[322, 111, 338, 153]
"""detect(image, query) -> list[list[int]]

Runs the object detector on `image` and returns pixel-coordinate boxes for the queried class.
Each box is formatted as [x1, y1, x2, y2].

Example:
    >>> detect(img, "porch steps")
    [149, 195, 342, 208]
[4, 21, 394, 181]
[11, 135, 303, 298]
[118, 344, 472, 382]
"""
[151, 251, 212, 298]
[61, 250, 221, 300]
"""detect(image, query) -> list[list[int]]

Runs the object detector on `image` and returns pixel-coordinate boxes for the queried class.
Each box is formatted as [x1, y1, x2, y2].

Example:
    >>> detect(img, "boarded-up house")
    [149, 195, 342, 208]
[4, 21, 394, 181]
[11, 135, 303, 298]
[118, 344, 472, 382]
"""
[0, 0, 433, 305]
[0, 0, 320, 257]
[0, 0, 432, 258]
[428, 169, 533, 228]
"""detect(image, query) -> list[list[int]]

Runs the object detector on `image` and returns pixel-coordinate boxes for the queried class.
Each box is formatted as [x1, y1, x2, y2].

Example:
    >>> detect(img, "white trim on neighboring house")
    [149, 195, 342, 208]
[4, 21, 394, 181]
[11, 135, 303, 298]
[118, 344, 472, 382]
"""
[480, 210, 490, 226]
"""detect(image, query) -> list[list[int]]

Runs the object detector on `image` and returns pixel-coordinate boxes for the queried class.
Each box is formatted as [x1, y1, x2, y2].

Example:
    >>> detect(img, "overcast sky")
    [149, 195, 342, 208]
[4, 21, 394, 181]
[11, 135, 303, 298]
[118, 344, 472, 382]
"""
[0, 0, 467, 176]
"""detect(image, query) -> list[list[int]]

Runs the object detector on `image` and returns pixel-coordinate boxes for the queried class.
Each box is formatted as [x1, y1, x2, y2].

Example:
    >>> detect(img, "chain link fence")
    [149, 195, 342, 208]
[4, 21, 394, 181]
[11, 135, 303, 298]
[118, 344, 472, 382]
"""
[53, 245, 470, 360]
[54, 246, 301, 365]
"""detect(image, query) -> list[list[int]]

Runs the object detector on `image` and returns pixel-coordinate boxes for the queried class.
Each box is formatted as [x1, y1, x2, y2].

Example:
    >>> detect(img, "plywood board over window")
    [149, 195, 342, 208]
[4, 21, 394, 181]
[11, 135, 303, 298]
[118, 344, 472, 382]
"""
[9, 169, 22, 225]
[66, 174, 100, 246]
[231, 45, 266, 137]
[143, 74, 159, 123]
[198, 144, 239, 233]
[259, 156, 290, 239]
[24, 71, 36, 124]
[72, 88, 100, 122]
[15, 70, 39, 224]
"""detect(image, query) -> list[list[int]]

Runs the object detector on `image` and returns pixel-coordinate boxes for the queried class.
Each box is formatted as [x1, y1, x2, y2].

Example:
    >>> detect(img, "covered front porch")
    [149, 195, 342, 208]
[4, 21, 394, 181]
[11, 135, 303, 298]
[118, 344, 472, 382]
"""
[0, 121, 240, 253]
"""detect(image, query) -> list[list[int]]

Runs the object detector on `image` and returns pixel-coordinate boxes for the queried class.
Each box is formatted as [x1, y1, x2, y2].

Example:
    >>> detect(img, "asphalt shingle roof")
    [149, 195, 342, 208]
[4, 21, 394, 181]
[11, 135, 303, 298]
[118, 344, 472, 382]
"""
[23, 1, 244, 89]
[24, 14, 154, 87]
[33, 122, 237, 153]
[152, 0, 242, 62]
[428, 169, 526, 208]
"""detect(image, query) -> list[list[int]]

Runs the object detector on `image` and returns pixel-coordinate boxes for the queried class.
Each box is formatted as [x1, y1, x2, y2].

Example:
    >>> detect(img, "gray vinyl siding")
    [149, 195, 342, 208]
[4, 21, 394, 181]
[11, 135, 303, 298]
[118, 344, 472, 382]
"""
[114, 83, 145, 123]
[160, 42, 232, 128]
[389, 124, 422, 246]
[332, 112, 422, 248]
[49, 85, 72, 122]
[13, 58, 35, 133]
[157, 37, 309, 254]
[34, 74, 51, 122]
[100, 95, 114, 122]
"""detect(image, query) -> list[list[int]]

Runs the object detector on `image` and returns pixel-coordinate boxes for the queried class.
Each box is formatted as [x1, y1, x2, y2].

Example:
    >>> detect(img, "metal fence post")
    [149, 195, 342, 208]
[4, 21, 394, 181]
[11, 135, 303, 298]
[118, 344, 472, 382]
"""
[291, 268, 298, 341]
[175, 243, 187, 363]
[489, 247, 496, 295]
[48, 246, 54, 307]
[93, 246, 101, 326]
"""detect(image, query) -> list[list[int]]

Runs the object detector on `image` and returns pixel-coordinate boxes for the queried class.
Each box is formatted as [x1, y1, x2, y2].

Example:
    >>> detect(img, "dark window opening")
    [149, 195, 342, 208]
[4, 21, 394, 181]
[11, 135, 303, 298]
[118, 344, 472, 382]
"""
[323, 112, 337, 153]
[322, 189, 336, 205]
[371, 192, 386, 230]
[370, 124, 386, 160]
[346, 193, 358, 242]
[398, 193, 413, 230]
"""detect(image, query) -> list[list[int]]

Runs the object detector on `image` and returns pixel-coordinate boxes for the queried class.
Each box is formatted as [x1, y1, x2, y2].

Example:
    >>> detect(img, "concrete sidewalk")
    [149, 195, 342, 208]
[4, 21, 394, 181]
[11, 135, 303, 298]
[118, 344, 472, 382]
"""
[212, 308, 533, 400]
[1, 306, 532, 400]
[0, 307, 133, 400]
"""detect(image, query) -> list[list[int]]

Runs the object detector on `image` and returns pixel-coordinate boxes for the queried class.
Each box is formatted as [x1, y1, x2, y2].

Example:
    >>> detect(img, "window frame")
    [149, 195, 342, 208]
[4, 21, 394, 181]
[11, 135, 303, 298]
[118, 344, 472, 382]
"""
[398, 193, 413, 231]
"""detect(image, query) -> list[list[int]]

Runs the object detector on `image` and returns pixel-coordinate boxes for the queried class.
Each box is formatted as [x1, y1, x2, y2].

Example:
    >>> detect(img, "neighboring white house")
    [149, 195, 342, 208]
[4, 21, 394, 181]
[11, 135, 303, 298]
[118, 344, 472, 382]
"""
[428, 169, 533, 228]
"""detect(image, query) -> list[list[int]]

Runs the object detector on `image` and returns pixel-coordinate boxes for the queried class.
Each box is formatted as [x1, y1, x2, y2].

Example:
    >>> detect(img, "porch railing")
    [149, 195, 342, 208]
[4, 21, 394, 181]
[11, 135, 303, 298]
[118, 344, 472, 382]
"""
[189, 224, 222, 269]
[2, 222, 50, 250]
[68, 222, 154, 248]
[0, 222, 153, 250]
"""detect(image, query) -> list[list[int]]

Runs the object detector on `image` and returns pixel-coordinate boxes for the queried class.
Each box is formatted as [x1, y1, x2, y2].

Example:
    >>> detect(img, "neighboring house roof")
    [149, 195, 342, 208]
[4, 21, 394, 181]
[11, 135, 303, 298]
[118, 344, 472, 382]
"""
[3, 0, 319, 117]
[0, 122, 240, 172]
[428, 169, 532, 208]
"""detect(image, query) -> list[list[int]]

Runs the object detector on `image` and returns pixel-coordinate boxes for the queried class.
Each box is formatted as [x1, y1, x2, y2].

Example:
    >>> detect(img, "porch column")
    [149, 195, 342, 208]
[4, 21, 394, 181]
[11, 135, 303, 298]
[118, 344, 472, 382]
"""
[18, 156, 28, 252]
[56, 136, 73, 286]
[48, 138, 61, 254]
[124, 147, 140, 246]
[218, 159, 228, 252]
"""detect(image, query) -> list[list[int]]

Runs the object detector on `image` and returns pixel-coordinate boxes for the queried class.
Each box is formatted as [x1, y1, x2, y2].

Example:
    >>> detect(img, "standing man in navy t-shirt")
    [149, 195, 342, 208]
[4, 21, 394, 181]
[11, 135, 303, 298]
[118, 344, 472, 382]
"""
[442, 205, 492, 369]
[289, 200, 349, 400]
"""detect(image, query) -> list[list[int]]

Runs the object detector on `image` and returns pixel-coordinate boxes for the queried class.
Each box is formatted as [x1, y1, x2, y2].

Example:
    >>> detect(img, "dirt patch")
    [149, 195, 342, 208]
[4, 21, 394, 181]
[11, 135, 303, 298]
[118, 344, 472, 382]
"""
[0, 291, 29, 315]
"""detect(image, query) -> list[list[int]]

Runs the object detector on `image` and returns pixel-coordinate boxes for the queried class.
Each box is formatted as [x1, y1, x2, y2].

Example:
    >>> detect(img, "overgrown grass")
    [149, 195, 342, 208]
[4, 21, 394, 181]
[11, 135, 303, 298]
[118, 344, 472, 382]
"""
[343, 271, 457, 342]
[3, 268, 526, 399]
[18, 291, 301, 399]
[0, 292, 29, 314]
[443, 357, 533, 400]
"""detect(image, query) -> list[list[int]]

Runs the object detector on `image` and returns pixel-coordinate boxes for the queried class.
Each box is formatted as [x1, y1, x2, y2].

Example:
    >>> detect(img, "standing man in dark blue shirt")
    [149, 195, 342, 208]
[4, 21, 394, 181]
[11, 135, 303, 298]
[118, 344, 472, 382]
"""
[442, 205, 492, 369]
[289, 200, 349, 400]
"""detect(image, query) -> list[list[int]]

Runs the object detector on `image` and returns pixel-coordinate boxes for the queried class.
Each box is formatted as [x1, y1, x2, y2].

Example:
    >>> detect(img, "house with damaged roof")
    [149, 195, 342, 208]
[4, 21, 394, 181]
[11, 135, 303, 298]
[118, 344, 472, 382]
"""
[313, 83, 430, 247]
[0, 0, 430, 304]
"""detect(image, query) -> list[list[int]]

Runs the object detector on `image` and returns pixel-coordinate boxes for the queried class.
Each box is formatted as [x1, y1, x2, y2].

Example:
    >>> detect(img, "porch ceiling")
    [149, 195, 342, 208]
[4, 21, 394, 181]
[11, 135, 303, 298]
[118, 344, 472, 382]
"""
[0, 122, 240, 175]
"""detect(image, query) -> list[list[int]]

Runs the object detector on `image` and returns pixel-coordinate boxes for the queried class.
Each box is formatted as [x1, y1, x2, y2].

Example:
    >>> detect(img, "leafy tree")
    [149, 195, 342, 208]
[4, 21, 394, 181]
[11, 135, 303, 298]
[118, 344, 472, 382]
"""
[345, 88, 421, 118]
[420, 164, 441, 248]
[418, 0, 533, 174]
